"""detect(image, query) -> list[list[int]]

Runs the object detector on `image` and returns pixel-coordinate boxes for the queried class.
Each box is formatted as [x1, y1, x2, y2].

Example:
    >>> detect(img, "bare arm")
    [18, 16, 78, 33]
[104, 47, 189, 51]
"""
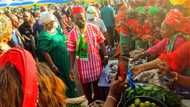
[99, 42, 108, 66]
[43, 52, 55, 66]
[104, 80, 126, 107]
[176, 75, 190, 87]
[69, 51, 76, 80]
[43, 52, 58, 73]
[104, 98, 118, 107]
[69, 51, 76, 70]
[132, 58, 161, 75]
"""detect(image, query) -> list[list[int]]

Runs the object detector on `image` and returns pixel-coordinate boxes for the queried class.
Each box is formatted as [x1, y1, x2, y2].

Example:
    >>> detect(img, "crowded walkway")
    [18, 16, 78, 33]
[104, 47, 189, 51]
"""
[0, 0, 190, 107]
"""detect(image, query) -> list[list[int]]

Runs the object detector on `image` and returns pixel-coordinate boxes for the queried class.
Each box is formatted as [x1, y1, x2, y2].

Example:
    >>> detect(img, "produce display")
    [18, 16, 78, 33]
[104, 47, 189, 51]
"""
[129, 98, 159, 107]
[119, 83, 181, 107]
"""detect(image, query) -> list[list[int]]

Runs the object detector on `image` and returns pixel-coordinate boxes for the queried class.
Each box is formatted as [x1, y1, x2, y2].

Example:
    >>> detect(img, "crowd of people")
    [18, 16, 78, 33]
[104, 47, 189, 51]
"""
[0, 0, 190, 107]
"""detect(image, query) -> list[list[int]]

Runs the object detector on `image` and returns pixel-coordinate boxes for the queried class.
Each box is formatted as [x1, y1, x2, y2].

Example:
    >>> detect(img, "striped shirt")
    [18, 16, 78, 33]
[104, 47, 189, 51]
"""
[67, 23, 105, 84]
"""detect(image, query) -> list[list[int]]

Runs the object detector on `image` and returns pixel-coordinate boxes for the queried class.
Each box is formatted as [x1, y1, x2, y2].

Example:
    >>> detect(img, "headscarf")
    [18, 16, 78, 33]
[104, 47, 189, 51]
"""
[39, 13, 56, 25]
[40, 6, 48, 12]
[148, 6, 160, 15]
[135, 6, 145, 15]
[0, 48, 38, 107]
[71, 6, 86, 15]
[86, 6, 97, 20]
[0, 14, 12, 43]
[163, 9, 190, 35]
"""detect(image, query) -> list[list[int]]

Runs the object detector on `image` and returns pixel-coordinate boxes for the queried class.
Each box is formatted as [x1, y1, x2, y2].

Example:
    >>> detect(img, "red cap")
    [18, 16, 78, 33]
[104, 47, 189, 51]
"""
[71, 6, 86, 15]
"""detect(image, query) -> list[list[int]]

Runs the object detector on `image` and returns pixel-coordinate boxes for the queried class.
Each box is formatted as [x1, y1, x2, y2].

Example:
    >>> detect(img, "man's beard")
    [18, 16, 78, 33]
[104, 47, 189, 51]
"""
[76, 21, 85, 29]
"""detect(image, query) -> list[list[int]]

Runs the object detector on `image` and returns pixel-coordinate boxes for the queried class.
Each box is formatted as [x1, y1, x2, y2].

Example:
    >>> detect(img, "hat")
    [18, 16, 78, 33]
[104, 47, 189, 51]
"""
[71, 6, 86, 15]
[86, 6, 97, 20]
[163, 9, 183, 27]
[39, 13, 56, 25]
[135, 6, 145, 15]
[87, 6, 97, 14]
[0, 14, 12, 43]
[163, 9, 190, 35]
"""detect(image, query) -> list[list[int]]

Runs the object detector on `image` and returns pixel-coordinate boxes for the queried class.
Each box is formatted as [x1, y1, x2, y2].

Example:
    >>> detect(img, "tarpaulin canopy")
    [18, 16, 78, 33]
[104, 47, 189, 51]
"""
[0, 0, 72, 7]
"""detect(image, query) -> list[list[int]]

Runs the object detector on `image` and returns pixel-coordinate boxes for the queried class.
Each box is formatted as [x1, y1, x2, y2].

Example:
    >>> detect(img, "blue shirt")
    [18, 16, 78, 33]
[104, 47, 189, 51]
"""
[12, 30, 19, 46]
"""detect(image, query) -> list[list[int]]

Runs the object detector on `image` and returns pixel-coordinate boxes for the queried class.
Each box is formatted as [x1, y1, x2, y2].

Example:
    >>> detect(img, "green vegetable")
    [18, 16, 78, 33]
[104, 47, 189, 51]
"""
[151, 103, 156, 107]
[134, 98, 141, 106]
[145, 101, 151, 107]
[121, 84, 181, 107]
[140, 103, 146, 107]
[130, 104, 136, 107]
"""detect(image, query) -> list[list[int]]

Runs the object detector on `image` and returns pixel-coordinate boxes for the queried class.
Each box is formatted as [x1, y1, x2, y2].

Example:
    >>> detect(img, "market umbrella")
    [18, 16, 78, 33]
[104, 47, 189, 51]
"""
[37, 0, 72, 4]
[0, 2, 8, 8]
[9, 1, 35, 7]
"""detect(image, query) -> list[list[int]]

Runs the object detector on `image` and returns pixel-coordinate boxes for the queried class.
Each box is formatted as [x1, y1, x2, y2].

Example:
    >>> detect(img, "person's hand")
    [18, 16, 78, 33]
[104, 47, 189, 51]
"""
[168, 71, 178, 81]
[108, 79, 127, 101]
[51, 64, 59, 74]
[157, 61, 170, 75]
[129, 49, 144, 58]
[69, 69, 75, 81]
[131, 66, 144, 77]
[132, 51, 146, 62]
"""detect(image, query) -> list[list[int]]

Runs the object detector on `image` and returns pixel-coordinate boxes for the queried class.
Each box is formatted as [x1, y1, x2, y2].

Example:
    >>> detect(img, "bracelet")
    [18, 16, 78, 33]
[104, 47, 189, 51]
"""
[104, 55, 109, 58]
[173, 72, 178, 81]
[107, 95, 117, 102]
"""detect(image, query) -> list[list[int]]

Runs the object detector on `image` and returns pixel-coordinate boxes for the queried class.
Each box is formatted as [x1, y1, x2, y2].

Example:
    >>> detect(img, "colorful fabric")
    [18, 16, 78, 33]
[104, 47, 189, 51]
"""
[167, 33, 179, 52]
[0, 15, 12, 43]
[0, 48, 38, 107]
[159, 41, 190, 73]
[71, 6, 86, 15]
[37, 27, 76, 98]
[67, 23, 105, 84]
[147, 34, 186, 56]
[76, 33, 88, 60]
[163, 9, 190, 35]
[163, 9, 184, 27]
